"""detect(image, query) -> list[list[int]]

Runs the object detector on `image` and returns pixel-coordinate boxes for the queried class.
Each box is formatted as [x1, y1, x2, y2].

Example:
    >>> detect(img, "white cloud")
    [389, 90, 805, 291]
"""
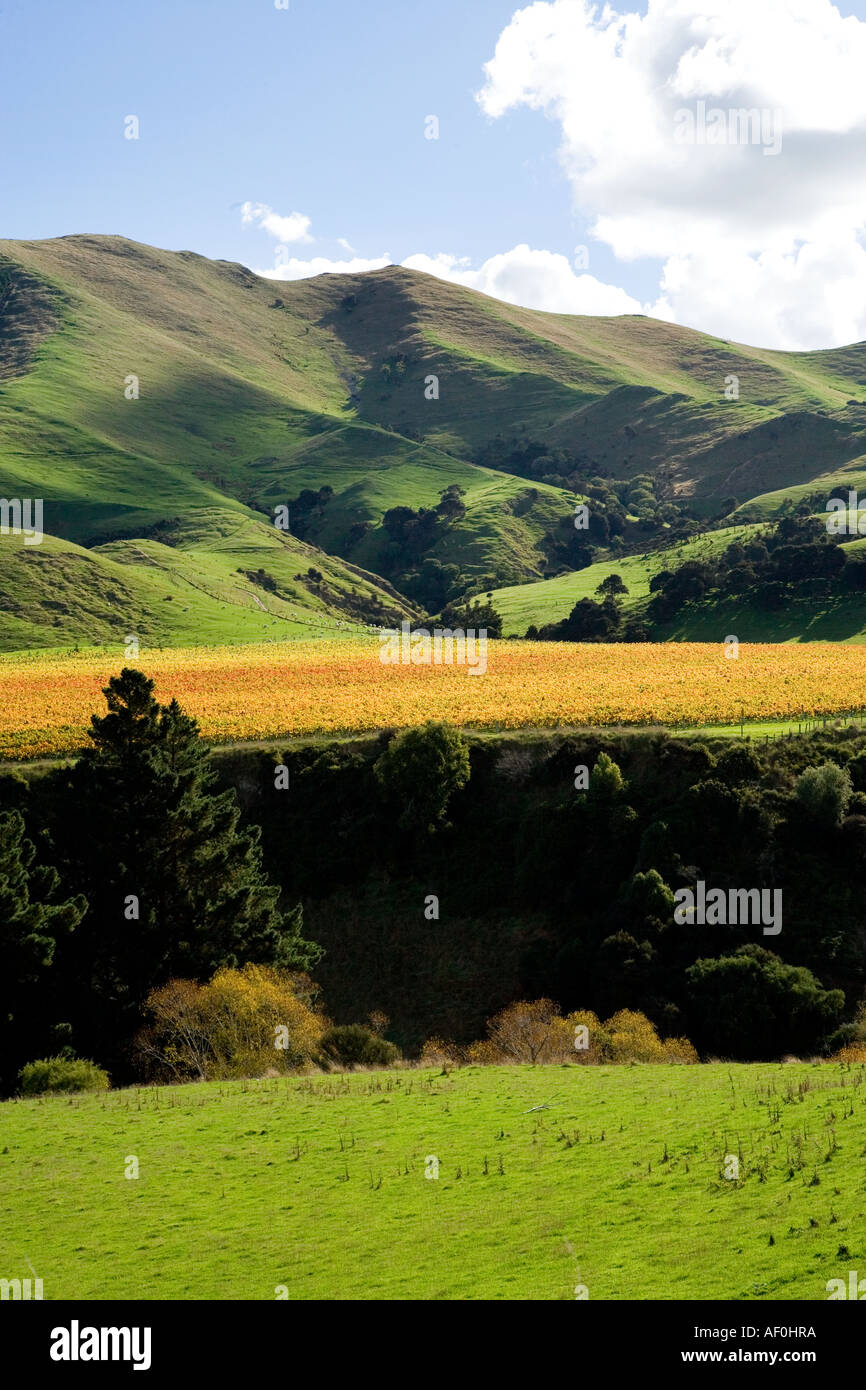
[650, 234, 866, 351]
[241, 201, 313, 244]
[477, 0, 866, 348]
[256, 253, 391, 280]
[251, 241, 641, 315]
[403, 245, 642, 315]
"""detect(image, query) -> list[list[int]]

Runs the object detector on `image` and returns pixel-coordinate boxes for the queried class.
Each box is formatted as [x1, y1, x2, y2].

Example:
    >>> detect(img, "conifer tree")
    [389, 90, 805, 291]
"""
[0, 809, 86, 1088]
[54, 669, 320, 1069]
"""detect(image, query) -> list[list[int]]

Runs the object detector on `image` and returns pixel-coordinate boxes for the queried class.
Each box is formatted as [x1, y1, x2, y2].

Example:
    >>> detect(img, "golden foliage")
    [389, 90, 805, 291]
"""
[605, 1008, 668, 1063]
[661, 1036, 701, 1064]
[832, 1045, 866, 1063]
[427, 1000, 697, 1067]
[136, 964, 325, 1081]
[5, 638, 866, 759]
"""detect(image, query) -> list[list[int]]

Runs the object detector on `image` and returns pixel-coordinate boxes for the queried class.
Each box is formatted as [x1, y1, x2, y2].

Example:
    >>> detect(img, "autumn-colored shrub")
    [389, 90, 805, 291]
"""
[661, 1036, 700, 1064]
[483, 998, 568, 1064]
[604, 1008, 668, 1063]
[566, 1010, 608, 1064]
[136, 964, 326, 1081]
[423, 1001, 697, 1067]
[419, 1036, 465, 1067]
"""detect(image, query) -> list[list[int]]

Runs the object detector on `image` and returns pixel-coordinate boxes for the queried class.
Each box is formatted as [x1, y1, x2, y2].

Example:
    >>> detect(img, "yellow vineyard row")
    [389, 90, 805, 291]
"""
[2, 639, 866, 760]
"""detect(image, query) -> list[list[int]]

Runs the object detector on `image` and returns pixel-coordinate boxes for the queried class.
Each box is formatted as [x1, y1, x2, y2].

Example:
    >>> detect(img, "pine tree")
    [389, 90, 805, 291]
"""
[54, 669, 320, 1073]
[0, 809, 86, 1090]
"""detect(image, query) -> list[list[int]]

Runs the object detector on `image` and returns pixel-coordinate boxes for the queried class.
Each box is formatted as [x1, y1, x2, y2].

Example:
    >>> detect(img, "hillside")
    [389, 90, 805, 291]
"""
[4, 234, 866, 649]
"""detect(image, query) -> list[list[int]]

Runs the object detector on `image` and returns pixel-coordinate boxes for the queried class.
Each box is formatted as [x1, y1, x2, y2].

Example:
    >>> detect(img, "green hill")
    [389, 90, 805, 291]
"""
[491, 527, 757, 634]
[5, 233, 866, 649]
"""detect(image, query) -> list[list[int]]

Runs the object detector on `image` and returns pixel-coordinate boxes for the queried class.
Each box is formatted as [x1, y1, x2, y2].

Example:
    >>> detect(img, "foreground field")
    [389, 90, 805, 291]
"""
[4, 639, 866, 759]
[1, 1064, 864, 1300]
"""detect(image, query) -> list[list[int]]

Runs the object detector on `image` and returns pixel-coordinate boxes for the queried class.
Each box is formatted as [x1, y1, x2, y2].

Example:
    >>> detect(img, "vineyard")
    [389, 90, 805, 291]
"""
[3, 639, 866, 760]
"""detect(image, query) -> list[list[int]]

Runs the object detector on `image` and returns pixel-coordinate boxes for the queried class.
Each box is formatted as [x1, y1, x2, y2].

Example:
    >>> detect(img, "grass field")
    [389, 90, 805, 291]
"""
[1, 1063, 863, 1300]
[5, 638, 866, 759]
[491, 526, 757, 634]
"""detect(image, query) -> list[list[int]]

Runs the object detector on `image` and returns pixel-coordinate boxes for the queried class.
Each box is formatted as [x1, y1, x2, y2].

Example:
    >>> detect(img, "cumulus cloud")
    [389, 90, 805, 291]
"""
[477, 0, 866, 348]
[254, 242, 639, 314]
[241, 201, 312, 244]
[256, 253, 391, 280]
[402, 245, 642, 315]
[241, 202, 640, 315]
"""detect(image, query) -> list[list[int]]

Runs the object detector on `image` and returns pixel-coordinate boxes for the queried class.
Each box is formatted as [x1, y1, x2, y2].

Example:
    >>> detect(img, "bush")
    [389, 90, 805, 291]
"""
[826, 999, 866, 1056]
[443, 1001, 696, 1066]
[604, 1008, 667, 1062]
[481, 998, 573, 1064]
[795, 762, 852, 827]
[136, 964, 325, 1081]
[374, 721, 471, 833]
[686, 946, 844, 1060]
[419, 1035, 464, 1067]
[661, 1036, 700, 1064]
[18, 1055, 109, 1095]
[318, 1024, 400, 1069]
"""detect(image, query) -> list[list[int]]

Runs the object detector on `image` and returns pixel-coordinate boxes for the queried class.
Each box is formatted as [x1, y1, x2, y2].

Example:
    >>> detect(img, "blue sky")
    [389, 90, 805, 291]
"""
[1, 0, 607, 276]
[6, 0, 866, 349]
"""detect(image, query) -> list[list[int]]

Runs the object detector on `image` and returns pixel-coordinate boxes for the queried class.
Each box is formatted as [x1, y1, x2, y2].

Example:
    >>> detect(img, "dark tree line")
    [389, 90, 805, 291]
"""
[5, 695, 866, 1086]
[0, 670, 318, 1092]
[218, 724, 866, 1059]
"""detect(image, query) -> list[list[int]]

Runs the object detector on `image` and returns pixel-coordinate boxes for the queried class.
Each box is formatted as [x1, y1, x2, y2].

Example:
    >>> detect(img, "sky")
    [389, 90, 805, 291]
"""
[5, 0, 866, 349]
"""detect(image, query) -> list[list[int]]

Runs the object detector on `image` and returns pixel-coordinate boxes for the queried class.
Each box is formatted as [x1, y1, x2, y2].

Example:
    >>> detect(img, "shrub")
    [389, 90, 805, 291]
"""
[686, 946, 844, 1060]
[604, 1009, 668, 1062]
[564, 1009, 608, 1064]
[419, 1036, 464, 1067]
[18, 1055, 109, 1095]
[374, 721, 471, 833]
[826, 999, 866, 1056]
[661, 1036, 700, 1064]
[795, 762, 852, 827]
[448, 1001, 694, 1066]
[483, 998, 568, 1064]
[136, 964, 325, 1081]
[318, 1024, 400, 1069]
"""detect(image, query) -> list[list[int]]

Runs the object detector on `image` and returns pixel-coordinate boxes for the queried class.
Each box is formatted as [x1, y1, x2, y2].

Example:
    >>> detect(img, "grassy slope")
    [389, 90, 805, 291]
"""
[0, 237, 584, 647]
[493, 520, 866, 644]
[0, 512, 411, 653]
[1, 1063, 863, 1300]
[5, 235, 866, 649]
[491, 526, 757, 634]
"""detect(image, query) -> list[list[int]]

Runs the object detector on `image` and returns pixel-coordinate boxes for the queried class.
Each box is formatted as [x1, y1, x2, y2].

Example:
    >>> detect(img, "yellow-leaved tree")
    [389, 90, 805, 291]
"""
[136, 964, 326, 1081]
